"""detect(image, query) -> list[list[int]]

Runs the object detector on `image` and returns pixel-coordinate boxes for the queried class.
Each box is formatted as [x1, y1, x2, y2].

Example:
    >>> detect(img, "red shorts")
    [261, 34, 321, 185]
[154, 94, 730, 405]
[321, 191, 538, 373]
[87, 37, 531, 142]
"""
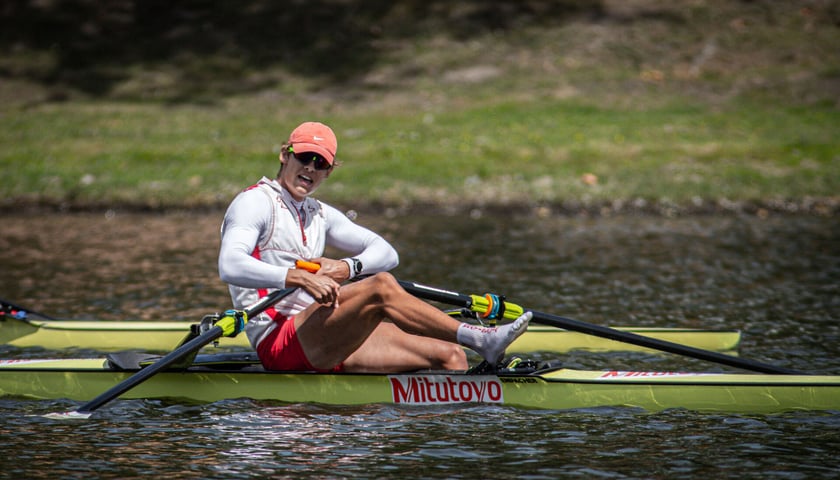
[256, 316, 344, 373]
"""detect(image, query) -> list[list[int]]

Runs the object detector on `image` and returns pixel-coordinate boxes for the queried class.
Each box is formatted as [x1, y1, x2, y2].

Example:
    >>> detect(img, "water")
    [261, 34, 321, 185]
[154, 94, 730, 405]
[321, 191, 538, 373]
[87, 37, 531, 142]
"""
[1, 211, 839, 478]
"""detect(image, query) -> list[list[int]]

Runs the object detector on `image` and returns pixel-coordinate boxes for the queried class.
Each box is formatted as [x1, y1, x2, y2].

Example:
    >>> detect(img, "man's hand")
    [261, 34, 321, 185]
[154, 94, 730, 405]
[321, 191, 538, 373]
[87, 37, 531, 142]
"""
[307, 257, 352, 283]
[286, 266, 341, 307]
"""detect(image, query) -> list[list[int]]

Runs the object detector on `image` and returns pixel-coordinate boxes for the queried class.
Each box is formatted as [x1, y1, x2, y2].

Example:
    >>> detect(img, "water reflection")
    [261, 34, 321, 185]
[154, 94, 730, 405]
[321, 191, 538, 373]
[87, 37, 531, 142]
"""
[201, 402, 840, 478]
[2, 397, 839, 478]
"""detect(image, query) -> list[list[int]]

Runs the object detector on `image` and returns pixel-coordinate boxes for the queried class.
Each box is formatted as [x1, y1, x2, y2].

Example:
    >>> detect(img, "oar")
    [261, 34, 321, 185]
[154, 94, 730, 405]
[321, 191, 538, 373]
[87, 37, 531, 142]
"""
[49, 287, 296, 419]
[396, 280, 805, 375]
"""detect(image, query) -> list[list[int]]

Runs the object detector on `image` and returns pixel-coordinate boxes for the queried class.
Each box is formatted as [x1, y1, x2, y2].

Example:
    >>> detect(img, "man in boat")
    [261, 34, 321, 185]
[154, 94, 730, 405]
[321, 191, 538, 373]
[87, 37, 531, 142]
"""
[218, 121, 531, 373]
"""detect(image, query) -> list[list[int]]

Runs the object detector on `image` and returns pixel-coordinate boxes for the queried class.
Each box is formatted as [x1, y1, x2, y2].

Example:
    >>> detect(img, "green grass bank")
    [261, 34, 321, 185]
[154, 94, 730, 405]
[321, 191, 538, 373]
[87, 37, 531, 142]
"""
[1, 1, 838, 216]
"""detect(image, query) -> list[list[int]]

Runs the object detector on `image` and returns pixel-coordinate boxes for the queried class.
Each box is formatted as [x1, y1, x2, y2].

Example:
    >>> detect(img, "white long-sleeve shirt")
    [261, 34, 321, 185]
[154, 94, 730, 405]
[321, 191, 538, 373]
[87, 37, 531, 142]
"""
[218, 177, 399, 348]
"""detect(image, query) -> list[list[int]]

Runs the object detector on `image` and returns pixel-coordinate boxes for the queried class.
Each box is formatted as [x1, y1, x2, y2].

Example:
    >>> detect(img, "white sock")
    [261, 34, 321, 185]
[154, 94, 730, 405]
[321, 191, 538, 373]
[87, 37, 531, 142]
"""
[456, 312, 532, 364]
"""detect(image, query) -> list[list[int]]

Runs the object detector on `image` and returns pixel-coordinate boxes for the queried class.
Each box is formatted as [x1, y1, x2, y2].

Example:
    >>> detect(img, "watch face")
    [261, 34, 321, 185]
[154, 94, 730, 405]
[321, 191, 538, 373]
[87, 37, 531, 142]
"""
[353, 258, 363, 274]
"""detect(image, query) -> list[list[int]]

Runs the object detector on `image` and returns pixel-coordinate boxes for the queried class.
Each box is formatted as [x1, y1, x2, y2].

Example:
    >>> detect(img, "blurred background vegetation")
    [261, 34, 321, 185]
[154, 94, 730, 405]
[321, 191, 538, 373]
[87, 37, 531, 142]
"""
[1, 0, 838, 214]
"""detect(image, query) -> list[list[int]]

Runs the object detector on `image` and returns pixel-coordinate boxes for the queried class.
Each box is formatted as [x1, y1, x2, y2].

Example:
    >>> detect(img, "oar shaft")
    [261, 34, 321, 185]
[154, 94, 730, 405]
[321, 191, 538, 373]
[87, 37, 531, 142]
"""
[77, 326, 224, 413]
[74, 287, 295, 415]
[530, 310, 802, 375]
[397, 281, 474, 306]
[397, 280, 804, 375]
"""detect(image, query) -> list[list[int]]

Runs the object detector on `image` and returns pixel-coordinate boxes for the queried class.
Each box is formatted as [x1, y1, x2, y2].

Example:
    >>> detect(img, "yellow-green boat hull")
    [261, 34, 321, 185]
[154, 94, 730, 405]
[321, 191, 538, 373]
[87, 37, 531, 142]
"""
[1, 358, 837, 414]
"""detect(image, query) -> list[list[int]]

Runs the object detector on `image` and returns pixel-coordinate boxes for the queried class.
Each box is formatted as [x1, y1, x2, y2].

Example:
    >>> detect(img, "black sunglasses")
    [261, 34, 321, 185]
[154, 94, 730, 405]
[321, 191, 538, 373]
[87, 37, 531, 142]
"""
[293, 151, 332, 170]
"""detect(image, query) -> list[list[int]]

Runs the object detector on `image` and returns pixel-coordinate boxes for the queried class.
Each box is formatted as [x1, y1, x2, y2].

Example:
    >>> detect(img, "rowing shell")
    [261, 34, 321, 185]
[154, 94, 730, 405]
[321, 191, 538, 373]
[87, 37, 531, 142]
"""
[0, 353, 836, 413]
[0, 315, 741, 353]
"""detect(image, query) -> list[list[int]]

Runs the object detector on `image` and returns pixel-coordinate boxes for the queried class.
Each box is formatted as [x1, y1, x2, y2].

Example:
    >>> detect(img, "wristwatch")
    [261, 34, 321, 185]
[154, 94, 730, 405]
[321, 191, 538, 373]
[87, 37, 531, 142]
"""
[348, 257, 363, 278]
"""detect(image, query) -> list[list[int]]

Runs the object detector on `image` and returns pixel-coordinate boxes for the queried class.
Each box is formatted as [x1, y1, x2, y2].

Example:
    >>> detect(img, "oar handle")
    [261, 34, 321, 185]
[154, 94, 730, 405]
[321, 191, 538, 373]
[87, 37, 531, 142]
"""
[295, 260, 322, 273]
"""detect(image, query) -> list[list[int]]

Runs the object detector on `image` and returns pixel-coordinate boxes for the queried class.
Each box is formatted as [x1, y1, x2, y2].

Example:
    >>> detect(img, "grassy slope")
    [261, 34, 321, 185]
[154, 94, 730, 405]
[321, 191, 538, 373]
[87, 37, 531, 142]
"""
[1, 1, 838, 214]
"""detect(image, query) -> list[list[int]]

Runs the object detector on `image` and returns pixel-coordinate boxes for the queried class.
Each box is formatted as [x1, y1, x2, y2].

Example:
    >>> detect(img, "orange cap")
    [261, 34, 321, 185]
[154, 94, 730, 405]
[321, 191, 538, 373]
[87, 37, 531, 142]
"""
[289, 122, 338, 164]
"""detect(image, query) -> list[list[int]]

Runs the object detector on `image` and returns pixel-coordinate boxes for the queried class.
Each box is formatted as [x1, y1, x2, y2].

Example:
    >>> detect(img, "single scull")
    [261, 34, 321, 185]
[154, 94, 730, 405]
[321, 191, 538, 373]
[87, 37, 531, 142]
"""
[0, 352, 837, 414]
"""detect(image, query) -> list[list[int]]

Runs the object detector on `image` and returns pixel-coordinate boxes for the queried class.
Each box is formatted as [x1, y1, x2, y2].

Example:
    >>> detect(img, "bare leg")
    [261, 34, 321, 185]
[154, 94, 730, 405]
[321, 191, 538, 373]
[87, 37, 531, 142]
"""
[294, 273, 464, 370]
[294, 272, 529, 372]
[343, 322, 467, 372]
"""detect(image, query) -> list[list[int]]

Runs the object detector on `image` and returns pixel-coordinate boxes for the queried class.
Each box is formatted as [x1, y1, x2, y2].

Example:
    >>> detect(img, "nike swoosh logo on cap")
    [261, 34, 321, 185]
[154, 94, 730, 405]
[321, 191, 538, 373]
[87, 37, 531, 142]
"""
[313, 136, 324, 141]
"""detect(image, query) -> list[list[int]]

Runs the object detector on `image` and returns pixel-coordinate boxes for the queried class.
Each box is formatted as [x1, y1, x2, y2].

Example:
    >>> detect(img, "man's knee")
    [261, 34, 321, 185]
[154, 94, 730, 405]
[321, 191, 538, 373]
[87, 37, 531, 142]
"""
[348, 272, 401, 309]
[442, 344, 468, 370]
[367, 272, 401, 298]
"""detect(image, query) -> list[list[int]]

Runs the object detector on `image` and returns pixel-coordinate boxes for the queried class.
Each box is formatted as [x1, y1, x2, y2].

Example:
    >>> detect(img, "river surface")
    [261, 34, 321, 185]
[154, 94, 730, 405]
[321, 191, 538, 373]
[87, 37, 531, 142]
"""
[1, 211, 838, 478]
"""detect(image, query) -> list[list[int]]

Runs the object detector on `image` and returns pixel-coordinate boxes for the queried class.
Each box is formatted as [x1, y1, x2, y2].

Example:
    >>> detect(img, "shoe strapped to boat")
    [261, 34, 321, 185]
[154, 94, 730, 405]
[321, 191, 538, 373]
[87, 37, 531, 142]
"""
[466, 356, 562, 375]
